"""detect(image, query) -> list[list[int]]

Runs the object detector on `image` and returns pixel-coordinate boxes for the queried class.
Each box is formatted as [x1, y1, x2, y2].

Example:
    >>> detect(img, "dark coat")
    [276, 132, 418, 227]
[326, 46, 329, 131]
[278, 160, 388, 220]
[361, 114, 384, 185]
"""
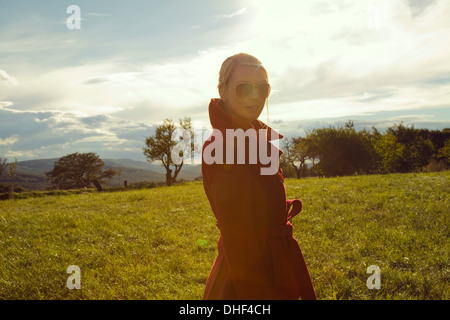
[201, 99, 316, 300]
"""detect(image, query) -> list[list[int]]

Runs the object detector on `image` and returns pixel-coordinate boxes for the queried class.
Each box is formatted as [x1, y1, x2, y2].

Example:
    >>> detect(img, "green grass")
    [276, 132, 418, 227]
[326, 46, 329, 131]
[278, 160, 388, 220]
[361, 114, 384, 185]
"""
[0, 171, 449, 300]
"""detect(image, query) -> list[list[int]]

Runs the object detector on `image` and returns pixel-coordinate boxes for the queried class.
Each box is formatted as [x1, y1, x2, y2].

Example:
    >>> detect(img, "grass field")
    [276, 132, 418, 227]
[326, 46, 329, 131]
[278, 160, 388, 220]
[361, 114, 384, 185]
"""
[0, 171, 448, 300]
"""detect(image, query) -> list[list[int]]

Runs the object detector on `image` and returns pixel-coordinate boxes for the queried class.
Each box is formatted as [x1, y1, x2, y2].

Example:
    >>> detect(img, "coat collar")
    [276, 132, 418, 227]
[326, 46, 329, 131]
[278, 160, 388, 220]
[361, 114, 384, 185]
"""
[208, 98, 284, 142]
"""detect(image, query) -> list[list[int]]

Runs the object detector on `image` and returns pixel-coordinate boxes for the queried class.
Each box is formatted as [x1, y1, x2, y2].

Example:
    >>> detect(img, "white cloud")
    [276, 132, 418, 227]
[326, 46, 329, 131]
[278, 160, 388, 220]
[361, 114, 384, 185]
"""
[3, 49, 229, 120]
[212, 7, 247, 22]
[0, 135, 18, 146]
[0, 69, 19, 86]
[86, 12, 111, 17]
[0, 105, 158, 161]
[0, 101, 14, 109]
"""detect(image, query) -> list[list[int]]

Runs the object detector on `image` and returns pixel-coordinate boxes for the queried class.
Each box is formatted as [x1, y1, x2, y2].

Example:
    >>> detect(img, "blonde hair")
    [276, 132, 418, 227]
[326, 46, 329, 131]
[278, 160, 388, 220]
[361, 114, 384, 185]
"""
[218, 53, 270, 124]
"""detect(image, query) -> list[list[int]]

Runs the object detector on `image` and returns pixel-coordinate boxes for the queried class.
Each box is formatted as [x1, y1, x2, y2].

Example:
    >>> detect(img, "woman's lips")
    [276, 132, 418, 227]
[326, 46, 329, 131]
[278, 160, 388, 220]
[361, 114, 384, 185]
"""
[246, 105, 259, 112]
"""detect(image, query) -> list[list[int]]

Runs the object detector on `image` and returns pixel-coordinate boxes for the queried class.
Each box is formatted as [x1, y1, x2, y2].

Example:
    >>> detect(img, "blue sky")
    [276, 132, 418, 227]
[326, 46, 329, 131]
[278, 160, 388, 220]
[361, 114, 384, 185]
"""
[1, 0, 449, 161]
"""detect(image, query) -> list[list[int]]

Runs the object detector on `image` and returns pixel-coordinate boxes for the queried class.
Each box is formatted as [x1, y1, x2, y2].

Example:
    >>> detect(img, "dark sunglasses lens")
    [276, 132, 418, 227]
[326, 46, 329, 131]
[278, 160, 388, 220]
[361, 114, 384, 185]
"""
[235, 83, 253, 98]
[235, 83, 269, 99]
[258, 83, 269, 97]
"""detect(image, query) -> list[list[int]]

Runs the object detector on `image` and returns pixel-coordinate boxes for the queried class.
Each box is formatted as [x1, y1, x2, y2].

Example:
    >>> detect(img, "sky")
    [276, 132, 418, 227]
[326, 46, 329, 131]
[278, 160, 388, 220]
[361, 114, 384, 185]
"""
[1, 0, 449, 162]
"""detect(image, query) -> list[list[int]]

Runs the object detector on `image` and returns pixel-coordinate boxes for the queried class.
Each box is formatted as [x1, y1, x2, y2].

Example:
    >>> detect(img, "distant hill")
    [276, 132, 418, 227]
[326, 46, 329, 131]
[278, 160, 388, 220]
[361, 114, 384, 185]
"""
[0, 158, 202, 190]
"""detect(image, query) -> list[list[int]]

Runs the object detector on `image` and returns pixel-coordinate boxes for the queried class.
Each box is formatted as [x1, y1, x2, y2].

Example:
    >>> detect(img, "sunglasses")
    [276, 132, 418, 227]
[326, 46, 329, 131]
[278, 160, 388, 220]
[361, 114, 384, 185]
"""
[231, 81, 271, 100]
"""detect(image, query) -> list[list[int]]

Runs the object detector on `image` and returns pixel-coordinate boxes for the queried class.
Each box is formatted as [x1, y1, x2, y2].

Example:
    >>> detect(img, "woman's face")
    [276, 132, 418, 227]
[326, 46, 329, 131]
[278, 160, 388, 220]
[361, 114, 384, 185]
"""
[221, 65, 270, 122]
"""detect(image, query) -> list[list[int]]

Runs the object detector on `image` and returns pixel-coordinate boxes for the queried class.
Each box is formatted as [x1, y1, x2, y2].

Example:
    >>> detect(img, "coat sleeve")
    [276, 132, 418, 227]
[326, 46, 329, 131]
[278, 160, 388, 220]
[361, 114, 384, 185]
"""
[204, 162, 274, 299]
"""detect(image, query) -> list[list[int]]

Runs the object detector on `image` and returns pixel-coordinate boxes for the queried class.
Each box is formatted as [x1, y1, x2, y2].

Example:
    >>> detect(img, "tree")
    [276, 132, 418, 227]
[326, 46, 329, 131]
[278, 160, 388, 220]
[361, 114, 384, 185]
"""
[373, 131, 405, 173]
[6, 158, 17, 182]
[306, 121, 374, 177]
[426, 128, 450, 162]
[0, 157, 7, 177]
[279, 153, 296, 178]
[387, 123, 434, 172]
[45, 152, 116, 190]
[143, 117, 194, 186]
[5, 158, 18, 199]
[437, 138, 450, 164]
[283, 137, 310, 178]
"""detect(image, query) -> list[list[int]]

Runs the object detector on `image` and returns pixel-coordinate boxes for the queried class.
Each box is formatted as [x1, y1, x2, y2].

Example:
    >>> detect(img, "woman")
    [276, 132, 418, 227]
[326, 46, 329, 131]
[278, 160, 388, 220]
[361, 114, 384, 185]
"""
[201, 53, 316, 300]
